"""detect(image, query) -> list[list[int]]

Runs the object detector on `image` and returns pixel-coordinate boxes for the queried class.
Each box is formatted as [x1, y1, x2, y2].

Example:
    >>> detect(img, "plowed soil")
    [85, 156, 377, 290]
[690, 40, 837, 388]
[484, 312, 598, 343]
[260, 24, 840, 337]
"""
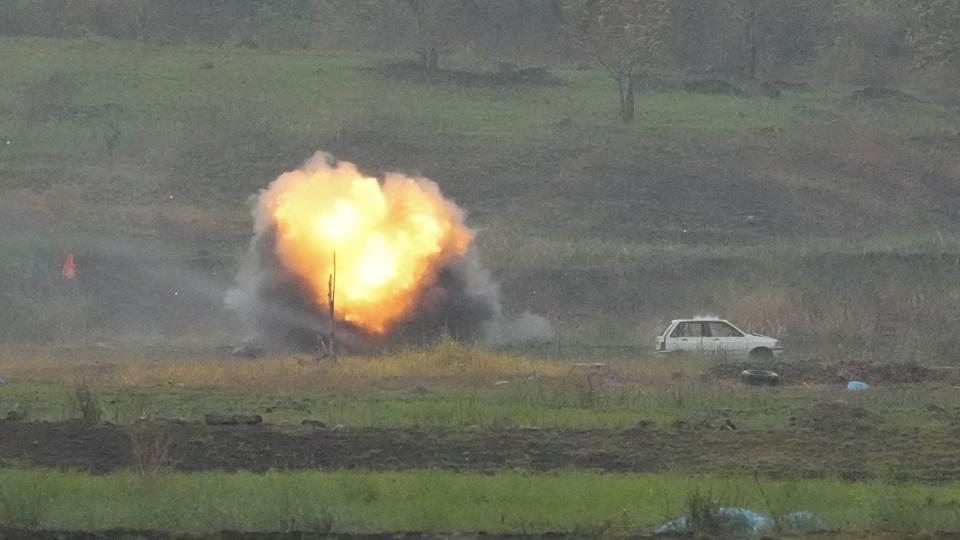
[2, 420, 958, 482]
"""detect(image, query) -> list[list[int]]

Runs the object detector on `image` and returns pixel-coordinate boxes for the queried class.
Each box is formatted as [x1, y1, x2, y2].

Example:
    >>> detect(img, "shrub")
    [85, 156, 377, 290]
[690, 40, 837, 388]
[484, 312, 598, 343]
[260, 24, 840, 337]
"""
[70, 386, 102, 424]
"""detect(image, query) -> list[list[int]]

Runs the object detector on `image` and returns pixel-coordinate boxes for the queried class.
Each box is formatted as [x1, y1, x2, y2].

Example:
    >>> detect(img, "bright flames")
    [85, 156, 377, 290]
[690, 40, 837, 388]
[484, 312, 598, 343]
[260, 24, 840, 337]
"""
[260, 156, 472, 335]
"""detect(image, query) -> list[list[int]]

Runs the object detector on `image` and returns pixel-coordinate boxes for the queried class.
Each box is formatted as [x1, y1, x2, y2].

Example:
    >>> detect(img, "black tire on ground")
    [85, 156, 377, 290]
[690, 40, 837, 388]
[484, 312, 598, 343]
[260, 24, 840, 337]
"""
[741, 369, 779, 386]
[748, 347, 774, 361]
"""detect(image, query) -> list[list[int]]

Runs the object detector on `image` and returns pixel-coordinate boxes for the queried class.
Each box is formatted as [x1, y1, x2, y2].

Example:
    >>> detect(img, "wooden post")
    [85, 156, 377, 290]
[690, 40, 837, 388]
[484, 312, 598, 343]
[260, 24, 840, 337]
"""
[328, 253, 337, 363]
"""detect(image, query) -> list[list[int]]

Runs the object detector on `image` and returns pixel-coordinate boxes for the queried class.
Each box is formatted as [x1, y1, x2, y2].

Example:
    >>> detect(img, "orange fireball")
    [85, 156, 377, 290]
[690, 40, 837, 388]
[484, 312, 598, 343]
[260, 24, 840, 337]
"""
[260, 156, 472, 334]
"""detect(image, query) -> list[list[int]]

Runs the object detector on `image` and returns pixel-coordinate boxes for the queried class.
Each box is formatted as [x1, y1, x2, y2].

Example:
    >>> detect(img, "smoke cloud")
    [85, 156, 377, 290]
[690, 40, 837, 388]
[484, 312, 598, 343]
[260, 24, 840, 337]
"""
[225, 151, 551, 351]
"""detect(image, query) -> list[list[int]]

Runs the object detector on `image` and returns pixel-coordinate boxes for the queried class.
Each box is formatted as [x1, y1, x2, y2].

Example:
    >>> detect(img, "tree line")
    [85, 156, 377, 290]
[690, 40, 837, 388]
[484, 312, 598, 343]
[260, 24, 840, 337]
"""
[2, 0, 957, 121]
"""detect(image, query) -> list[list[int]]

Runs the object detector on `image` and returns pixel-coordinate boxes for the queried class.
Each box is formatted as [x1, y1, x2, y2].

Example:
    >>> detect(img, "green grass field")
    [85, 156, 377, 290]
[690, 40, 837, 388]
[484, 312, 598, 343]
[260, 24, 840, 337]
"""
[2, 468, 960, 534]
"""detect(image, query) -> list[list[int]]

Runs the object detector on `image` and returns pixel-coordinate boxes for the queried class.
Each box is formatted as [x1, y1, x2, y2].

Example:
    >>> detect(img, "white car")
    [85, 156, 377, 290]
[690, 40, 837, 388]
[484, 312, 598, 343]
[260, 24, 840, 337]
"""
[655, 318, 782, 360]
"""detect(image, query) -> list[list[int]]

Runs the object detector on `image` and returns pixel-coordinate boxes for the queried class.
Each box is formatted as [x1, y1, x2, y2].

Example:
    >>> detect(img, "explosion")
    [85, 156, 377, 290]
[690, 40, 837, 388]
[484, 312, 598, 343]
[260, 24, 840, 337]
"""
[263, 156, 471, 335]
[227, 152, 547, 350]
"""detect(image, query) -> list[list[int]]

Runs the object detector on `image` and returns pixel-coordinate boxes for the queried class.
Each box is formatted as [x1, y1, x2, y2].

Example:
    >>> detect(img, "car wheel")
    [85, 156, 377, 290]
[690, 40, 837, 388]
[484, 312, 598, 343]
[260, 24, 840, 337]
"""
[748, 348, 774, 361]
[741, 369, 779, 386]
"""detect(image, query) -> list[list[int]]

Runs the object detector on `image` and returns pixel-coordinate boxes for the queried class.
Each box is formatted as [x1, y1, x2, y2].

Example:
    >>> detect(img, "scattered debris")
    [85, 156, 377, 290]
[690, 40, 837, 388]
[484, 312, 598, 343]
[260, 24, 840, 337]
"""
[780, 510, 831, 531]
[741, 369, 779, 386]
[204, 414, 262, 426]
[847, 381, 870, 391]
[708, 359, 944, 385]
[655, 507, 773, 535]
[655, 507, 829, 535]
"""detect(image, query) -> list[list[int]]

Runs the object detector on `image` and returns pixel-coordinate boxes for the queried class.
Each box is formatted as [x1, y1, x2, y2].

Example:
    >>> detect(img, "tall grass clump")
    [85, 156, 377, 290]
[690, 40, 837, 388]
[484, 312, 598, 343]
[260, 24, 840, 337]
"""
[69, 386, 101, 424]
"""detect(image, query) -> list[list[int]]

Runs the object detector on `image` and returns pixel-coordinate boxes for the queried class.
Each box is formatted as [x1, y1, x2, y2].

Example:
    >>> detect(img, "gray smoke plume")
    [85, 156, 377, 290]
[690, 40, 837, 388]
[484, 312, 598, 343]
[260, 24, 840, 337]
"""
[225, 152, 552, 351]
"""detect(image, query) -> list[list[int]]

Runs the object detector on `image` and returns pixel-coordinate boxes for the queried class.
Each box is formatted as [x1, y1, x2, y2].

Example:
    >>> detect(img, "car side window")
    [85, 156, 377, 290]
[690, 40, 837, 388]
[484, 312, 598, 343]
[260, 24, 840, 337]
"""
[671, 322, 702, 337]
[708, 322, 743, 338]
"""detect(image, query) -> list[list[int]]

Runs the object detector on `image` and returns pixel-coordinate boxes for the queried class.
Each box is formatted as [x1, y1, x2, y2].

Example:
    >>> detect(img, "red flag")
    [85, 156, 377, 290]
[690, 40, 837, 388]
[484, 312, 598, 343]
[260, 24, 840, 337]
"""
[62, 253, 76, 279]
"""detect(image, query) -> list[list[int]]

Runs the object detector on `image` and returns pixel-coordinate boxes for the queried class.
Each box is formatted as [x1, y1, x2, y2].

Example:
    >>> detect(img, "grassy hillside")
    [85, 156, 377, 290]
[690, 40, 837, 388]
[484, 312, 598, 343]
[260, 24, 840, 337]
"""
[1, 37, 959, 356]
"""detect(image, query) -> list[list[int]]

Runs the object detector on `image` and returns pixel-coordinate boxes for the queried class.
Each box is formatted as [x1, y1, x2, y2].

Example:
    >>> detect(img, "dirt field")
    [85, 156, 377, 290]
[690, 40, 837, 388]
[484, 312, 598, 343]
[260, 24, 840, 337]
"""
[2, 419, 958, 482]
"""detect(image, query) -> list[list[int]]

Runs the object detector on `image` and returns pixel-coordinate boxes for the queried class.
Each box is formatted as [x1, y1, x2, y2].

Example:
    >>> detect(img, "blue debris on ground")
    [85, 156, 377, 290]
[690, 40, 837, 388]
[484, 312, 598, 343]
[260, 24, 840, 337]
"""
[655, 507, 829, 535]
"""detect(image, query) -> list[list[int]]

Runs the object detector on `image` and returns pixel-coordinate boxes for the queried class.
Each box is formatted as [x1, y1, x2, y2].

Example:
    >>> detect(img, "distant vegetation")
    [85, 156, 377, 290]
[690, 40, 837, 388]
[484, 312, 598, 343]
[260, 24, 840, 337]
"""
[0, 1, 958, 356]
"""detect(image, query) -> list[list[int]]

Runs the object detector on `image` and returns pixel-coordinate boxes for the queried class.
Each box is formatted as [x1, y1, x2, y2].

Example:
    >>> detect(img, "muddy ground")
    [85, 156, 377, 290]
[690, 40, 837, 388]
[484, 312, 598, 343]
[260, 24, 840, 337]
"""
[2, 419, 959, 482]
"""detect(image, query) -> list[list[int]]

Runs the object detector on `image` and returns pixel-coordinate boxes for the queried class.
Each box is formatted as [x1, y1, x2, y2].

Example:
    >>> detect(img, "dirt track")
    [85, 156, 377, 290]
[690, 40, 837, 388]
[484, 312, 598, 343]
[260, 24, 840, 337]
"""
[2, 420, 959, 481]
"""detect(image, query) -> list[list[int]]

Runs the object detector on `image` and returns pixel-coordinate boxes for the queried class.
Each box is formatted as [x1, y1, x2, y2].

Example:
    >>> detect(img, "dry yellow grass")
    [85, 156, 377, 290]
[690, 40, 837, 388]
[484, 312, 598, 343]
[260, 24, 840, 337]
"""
[0, 339, 707, 392]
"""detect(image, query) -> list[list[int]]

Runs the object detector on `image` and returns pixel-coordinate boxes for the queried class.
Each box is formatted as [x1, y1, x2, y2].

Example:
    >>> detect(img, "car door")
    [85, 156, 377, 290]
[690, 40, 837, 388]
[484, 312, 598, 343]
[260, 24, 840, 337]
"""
[666, 322, 704, 354]
[704, 321, 747, 358]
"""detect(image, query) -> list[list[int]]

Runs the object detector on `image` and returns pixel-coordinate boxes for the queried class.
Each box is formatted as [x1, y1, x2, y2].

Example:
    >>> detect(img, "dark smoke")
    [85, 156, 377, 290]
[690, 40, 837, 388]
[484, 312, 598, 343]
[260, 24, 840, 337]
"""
[225, 152, 551, 351]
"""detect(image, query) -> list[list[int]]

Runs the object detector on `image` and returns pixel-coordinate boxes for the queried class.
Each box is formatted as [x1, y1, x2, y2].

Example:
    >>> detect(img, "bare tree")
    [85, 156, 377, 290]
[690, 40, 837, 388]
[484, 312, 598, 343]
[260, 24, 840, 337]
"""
[563, 0, 672, 123]
[723, 0, 762, 80]
[402, 0, 464, 71]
